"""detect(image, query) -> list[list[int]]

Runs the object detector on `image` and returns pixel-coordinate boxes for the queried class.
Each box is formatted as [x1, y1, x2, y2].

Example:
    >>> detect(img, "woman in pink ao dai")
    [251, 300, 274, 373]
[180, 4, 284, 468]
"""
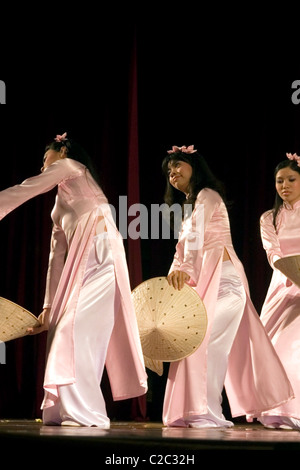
[0, 133, 147, 427]
[258, 153, 300, 430]
[161, 145, 293, 428]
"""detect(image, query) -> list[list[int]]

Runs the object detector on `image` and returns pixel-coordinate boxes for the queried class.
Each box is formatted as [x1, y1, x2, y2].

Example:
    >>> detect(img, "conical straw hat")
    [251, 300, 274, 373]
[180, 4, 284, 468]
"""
[131, 277, 207, 369]
[274, 255, 300, 288]
[143, 356, 164, 376]
[0, 297, 40, 342]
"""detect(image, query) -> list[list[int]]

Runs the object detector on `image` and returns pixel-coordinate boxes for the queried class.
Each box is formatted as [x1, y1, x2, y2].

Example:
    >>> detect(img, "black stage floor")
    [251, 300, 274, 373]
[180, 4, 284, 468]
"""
[1, 420, 300, 462]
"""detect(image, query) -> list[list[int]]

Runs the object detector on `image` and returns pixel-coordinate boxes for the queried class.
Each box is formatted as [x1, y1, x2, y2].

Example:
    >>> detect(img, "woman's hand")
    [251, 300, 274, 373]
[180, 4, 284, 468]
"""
[27, 308, 50, 335]
[167, 270, 190, 290]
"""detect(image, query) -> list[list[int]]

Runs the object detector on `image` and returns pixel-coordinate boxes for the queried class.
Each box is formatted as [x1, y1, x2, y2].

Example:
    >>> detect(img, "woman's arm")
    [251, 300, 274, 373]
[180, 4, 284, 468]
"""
[0, 158, 82, 220]
[27, 307, 50, 335]
[260, 210, 282, 268]
[168, 188, 218, 287]
[43, 224, 68, 309]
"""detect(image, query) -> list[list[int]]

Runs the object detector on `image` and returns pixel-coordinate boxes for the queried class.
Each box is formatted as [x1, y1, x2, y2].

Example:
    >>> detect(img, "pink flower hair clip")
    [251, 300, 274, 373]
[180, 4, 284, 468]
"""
[54, 132, 68, 143]
[167, 145, 197, 154]
[286, 152, 300, 167]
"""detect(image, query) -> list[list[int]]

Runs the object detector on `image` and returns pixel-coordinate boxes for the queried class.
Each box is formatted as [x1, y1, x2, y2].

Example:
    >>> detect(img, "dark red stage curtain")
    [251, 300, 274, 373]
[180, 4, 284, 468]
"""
[127, 33, 143, 289]
[126, 32, 147, 421]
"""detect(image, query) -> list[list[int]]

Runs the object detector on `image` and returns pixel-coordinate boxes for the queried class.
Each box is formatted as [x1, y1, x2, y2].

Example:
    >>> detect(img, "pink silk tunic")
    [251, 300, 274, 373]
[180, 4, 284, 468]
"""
[259, 200, 300, 419]
[163, 188, 294, 425]
[0, 158, 147, 408]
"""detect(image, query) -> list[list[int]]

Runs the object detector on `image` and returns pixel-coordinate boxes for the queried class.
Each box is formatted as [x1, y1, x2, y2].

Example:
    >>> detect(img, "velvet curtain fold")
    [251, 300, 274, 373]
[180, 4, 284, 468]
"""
[126, 32, 147, 421]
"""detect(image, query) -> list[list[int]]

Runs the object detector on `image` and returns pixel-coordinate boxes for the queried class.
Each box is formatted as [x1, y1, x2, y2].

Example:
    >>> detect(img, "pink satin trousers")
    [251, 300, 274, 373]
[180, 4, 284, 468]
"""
[165, 260, 246, 428]
[43, 232, 116, 427]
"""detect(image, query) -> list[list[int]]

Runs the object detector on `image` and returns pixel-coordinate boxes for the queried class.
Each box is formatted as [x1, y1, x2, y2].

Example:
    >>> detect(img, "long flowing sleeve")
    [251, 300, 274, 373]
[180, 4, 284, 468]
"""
[43, 224, 68, 308]
[0, 159, 82, 221]
[0, 159, 84, 308]
[169, 188, 218, 284]
[260, 209, 282, 268]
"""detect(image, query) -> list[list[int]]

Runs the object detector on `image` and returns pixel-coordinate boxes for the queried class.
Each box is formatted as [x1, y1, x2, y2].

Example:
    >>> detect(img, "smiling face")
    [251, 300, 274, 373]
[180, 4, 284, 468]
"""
[275, 167, 300, 207]
[168, 160, 193, 195]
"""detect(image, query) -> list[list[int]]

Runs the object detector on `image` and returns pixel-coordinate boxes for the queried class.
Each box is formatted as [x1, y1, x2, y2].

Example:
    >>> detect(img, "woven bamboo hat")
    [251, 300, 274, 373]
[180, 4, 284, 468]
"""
[0, 297, 40, 342]
[143, 356, 164, 376]
[274, 255, 300, 288]
[131, 277, 207, 372]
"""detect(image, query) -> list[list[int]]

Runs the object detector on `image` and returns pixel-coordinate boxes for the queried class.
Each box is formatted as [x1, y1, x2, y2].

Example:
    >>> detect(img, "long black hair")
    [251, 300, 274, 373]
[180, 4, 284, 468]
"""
[162, 149, 226, 212]
[272, 159, 300, 229]
[45, 134, 100, 184]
